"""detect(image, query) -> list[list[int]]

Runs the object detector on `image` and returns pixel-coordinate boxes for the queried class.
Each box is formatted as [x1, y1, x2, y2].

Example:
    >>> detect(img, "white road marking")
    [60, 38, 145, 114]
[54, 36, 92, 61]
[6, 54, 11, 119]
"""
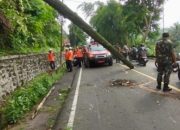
[119, 64, 180, 92]
[67, 68, 82, 128]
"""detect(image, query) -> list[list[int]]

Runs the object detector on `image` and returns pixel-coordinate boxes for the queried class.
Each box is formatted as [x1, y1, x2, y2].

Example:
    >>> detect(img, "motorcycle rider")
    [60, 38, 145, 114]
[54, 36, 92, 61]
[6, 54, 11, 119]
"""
[130, 45, 138, 60]
[137, 44, 148, 65]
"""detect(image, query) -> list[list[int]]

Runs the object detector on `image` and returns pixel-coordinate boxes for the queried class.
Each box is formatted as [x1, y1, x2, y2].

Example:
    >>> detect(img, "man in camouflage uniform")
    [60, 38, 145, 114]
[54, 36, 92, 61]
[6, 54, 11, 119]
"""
[155, 32, 176, 92]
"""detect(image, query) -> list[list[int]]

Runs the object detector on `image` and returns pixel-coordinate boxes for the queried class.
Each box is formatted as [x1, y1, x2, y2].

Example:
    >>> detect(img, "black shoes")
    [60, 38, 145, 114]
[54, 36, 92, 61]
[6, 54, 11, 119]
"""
[156, 86, 161, 90]
[156, 83, 172, 92]
[156, 83, 161, 90]
[163, 87, 172, 92]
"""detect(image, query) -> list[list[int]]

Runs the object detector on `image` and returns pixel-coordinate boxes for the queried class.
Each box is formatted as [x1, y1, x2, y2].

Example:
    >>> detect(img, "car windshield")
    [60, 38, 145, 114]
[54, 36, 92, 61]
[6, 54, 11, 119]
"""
[89, 45, 106, 51]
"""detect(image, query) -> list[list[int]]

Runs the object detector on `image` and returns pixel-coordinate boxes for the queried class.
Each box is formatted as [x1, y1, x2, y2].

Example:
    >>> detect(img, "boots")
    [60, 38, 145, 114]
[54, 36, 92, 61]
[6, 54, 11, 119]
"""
[156, 82, 161, 90]
[163, 83, 172, 92]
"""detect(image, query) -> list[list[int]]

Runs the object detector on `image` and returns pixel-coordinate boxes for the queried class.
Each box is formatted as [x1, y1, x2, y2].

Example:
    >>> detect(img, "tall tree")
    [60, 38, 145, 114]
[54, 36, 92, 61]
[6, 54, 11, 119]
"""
[90, 1, 124, 45]
[168, 23, 180, 42]
[120, 0, 165, 43]
[77, 1, 104, 18]
[68, 23, 87, 47]
[44, 0, 134, 69]
[168, 23, 180, 52]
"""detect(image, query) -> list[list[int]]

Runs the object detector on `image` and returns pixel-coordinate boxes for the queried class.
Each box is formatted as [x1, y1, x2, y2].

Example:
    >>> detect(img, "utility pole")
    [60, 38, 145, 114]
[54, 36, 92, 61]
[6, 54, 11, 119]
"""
[163, 2, 165, 33]
[60, 0, 64, 64]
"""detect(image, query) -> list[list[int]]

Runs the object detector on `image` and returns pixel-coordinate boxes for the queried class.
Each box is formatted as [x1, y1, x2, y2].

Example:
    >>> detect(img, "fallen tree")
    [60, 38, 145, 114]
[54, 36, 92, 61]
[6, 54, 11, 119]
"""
[44, 0, 134, 69]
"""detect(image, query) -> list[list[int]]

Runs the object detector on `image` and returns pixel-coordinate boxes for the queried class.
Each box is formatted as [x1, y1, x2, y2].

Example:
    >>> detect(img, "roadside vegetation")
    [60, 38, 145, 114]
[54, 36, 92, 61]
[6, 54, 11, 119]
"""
[0, 0, 62, 56]
[78, 0, 180, 56]
[0, 67, 66, 129]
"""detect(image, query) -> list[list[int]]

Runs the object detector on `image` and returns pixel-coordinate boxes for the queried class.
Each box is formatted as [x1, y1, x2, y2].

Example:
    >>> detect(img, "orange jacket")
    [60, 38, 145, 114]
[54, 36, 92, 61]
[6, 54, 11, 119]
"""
[64, 51, 69, 60]
[48, 52, 55, 61]
[66, 50, 73, 61]
[76, 49, 83, 58]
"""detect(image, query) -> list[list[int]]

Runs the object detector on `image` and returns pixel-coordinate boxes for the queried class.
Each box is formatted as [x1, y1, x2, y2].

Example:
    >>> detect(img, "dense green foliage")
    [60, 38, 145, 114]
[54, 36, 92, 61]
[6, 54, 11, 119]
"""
[68, 23, 87, 47]
[90, 1, 123, 44]
[79, 0, 165, 49]
[165, 23, 180, 54]
[0, 0, 61, 54]
[0, 67, 65, 128]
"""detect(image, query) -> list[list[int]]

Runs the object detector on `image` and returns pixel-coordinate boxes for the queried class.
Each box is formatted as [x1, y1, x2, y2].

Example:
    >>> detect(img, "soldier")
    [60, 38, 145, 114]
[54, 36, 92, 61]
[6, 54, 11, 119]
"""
[155, 32, 176, 92]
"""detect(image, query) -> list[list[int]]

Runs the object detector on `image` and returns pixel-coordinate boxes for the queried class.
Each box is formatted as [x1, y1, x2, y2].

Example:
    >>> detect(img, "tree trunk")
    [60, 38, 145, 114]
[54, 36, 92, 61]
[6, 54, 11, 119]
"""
[44, 0, 134, 69]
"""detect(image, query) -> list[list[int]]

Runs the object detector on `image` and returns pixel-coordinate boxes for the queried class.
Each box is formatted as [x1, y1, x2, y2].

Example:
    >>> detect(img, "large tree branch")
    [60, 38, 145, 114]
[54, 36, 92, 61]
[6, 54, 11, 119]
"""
[44, 0, 134, 69]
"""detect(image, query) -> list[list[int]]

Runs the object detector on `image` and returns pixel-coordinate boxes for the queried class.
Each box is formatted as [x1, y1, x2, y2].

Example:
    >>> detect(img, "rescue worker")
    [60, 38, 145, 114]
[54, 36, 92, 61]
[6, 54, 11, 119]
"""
[64, 48, 70, 71]
[48, 48, 55, 72]
[155, 32, 176, 92]
[67, 47, 73, 72]
[76, 46, 83, 67]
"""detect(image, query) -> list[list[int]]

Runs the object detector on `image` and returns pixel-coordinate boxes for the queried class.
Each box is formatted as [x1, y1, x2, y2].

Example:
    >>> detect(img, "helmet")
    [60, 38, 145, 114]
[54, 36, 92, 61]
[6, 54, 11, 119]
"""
[65, 47, 69, 50]
[49, 48, 52, 52]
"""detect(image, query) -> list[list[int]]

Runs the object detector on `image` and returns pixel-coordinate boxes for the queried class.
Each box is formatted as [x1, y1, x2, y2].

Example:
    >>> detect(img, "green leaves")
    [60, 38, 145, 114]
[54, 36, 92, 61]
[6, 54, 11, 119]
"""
[68, 23, 87, 47]
[81, 0, 164, 46]
[0, 0, 61, 53]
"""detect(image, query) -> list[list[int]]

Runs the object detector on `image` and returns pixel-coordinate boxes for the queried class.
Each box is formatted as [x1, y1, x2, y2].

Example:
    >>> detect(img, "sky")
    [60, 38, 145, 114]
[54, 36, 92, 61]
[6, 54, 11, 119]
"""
[62, 0, 180, 33]
[160, 0, 180, 28]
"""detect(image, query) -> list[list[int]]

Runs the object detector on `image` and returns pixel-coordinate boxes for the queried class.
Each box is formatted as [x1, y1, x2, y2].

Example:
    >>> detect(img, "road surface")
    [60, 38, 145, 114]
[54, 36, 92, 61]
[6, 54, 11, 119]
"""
[53, 60, 180, 130]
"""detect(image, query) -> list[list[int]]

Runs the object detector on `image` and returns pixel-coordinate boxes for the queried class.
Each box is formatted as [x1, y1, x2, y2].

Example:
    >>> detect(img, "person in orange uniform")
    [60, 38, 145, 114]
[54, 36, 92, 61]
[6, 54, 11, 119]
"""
[67, 47, 74, 72]
[64, 48, 70, 71]
[76, 47, 83, 67]
[48, 49, 55, 73]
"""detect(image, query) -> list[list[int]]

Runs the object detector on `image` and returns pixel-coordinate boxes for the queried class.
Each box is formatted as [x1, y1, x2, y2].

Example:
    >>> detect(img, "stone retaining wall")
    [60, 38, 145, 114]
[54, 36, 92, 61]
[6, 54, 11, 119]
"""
[0, 53, 61, 101]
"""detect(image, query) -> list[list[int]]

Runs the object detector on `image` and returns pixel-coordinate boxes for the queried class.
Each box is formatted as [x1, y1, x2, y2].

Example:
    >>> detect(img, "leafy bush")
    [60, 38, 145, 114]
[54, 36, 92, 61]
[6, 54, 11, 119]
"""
[0, 0, 62, 53]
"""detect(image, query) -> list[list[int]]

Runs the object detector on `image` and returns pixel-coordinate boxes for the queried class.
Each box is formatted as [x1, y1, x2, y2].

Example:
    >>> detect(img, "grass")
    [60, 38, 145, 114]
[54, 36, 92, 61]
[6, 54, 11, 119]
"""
[0, 66, 66, 129]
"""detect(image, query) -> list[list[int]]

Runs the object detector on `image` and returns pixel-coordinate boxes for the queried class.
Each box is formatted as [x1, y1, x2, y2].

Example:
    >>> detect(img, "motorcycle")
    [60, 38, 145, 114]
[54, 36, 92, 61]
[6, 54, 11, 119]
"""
[137, 48, 148, 66]
[172, 62, 180, 80]
[73, 57, 78, 66]
[137, 55, 148, 66]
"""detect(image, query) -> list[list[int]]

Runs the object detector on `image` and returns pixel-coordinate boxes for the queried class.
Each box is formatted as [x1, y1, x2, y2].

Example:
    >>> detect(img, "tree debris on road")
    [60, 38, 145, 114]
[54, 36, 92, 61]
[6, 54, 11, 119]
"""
[110, 79, 137, 87]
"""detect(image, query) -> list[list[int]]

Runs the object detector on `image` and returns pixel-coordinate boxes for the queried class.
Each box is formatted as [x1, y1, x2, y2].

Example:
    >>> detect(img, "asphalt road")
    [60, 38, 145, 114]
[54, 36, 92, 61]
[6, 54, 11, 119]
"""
[54, 60, 180, 130]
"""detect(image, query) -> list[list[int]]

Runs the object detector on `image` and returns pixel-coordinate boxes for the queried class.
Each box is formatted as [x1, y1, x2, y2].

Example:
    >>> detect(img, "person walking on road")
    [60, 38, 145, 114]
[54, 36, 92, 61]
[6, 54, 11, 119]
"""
[155, 32, 176, 92]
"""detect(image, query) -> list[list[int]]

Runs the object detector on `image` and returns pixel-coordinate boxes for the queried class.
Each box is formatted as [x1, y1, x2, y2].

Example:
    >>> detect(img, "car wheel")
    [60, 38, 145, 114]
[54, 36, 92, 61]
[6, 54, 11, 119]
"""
[108, 58, 113, 66]
[84, 58, 90, 68]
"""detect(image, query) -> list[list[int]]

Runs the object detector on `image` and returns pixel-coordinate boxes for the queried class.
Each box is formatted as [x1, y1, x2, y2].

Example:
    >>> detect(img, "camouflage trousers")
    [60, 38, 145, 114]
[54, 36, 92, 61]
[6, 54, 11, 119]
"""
[157, 62, 172, 85]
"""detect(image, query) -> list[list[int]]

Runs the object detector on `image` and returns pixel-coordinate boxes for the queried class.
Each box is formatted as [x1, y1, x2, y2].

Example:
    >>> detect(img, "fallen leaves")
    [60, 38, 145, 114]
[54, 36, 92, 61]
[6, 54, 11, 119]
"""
[110, 79, 137, 87]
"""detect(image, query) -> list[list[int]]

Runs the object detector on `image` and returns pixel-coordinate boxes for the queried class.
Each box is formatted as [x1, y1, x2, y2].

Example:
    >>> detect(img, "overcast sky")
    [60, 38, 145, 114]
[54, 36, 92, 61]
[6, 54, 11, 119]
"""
[161, 0, 180, 28]
[62, 0, 180, 33]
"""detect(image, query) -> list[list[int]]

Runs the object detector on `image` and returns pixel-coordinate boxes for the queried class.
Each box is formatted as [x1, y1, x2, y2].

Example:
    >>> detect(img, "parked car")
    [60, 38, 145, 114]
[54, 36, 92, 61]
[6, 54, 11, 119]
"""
[83, 43, 113, 67]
